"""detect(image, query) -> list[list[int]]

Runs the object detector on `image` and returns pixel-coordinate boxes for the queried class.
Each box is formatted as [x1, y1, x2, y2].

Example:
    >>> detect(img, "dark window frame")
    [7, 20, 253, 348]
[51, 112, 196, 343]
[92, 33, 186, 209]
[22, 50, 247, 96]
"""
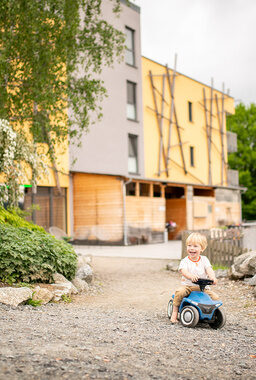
[188, 101, 193, 122]
[125, 26, 135, 66]
[126, 81, 137, 121]
[128, 134, 139, 174]
[190, 146, 195, 167]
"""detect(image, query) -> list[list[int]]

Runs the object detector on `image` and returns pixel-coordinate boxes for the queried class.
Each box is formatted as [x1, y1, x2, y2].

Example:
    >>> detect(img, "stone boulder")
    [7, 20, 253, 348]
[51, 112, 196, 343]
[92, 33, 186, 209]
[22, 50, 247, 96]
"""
[77, 254, 92, 270]
[53, 273, 78, 295]
[71, 278, 89, 293]
[49, 283, 74, 302]
[215, 269, 229, 278]
[166, 261, 180, 272]
[76, 264, 93, 283]
[247, 274, 256, 286]
[230, 251, 256, 279]
[0, 287, 33, 307]
[32, 286, 54, 305]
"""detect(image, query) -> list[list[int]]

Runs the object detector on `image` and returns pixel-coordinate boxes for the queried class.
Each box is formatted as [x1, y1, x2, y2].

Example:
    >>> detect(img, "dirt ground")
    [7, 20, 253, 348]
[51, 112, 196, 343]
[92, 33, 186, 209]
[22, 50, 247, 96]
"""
[74, 257, 181, 311]
[75, 256, 256, 317]
[0, 256, 255, 380]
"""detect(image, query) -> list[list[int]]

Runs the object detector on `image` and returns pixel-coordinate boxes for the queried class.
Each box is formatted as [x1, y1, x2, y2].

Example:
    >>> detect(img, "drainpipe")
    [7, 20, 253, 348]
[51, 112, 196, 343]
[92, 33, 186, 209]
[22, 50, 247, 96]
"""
[122, 178, 132, 246]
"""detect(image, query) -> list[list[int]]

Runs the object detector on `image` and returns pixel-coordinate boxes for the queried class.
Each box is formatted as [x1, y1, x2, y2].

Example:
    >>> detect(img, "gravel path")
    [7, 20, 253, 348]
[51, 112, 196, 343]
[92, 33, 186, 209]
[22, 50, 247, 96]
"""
[0, 257, 255, 379]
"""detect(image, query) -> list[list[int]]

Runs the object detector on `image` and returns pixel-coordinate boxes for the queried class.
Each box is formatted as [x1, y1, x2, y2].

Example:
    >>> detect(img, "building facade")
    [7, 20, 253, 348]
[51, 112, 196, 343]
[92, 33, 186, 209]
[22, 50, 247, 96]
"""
[69, 0, 145, 243]
[68, 1, 242, 244]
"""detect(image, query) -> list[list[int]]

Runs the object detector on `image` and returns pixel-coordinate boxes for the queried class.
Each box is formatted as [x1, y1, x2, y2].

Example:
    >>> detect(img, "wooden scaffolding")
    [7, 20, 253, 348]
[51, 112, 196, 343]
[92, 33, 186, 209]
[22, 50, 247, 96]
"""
[201, 81, 229, 186]
[148, 55, 187, 178]
[148, 56, 207, 184]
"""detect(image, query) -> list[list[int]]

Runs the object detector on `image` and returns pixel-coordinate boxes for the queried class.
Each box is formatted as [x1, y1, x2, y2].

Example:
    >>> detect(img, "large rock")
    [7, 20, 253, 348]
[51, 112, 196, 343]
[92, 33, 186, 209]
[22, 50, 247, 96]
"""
[71, 278, 89, 293]
[215, 269, 229, 278]
[53, 273, 78, 295]
[76, 264, 93, 283]
[230, 251, 256, 279]
[32, 286, 54, 304]
[49, 283, 74, 302]
[247, 274, 256, 286]
[77, 255, 92, 270]
[0, 287, 33, 307]
[166, 261, 180, 272]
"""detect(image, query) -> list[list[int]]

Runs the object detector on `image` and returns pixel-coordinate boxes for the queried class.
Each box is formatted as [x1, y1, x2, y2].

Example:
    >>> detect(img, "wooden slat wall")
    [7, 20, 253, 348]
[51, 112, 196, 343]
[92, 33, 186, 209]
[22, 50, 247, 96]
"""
[126, 196, 165, 231]
[73, 173, 123, 241]
[166, 198, 186, 239]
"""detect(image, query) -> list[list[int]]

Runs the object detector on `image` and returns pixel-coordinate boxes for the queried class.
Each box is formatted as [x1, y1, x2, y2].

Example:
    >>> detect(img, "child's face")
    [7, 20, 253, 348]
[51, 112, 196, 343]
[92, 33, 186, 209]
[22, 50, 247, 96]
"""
[187, 242, 202, 261]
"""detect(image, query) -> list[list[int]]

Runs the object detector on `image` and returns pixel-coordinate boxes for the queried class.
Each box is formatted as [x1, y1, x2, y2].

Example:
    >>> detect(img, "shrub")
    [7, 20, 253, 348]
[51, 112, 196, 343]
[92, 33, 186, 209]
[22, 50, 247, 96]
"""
[0, 224, 77, 283]
[0, 207, 45, 233]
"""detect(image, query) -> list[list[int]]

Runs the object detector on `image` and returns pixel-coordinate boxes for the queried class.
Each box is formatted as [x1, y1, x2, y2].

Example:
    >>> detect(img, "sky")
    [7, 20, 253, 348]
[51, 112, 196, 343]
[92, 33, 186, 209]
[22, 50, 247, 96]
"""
[131, 0, 256, 105]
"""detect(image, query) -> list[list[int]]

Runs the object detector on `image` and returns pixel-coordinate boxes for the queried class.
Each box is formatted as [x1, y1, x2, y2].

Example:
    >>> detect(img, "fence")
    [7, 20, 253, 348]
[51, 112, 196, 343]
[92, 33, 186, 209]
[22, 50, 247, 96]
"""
[182, 228, 248, 267]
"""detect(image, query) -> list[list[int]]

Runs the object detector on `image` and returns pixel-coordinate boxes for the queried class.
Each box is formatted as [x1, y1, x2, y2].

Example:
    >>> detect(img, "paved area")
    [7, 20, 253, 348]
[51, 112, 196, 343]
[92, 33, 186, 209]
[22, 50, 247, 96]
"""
[73, 240, 182, 260]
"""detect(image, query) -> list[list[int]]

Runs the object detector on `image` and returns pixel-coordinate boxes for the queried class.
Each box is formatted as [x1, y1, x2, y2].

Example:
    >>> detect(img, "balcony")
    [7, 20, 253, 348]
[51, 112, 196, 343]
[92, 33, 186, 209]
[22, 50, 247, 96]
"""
[227, 169, 239, 187]
[227, 131, 237, 153]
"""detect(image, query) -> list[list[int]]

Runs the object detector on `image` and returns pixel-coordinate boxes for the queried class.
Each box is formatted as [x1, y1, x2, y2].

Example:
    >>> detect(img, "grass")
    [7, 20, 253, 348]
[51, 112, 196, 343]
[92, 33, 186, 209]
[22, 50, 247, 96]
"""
[212, 265, 229, 271]
[26, 298, 42, 307]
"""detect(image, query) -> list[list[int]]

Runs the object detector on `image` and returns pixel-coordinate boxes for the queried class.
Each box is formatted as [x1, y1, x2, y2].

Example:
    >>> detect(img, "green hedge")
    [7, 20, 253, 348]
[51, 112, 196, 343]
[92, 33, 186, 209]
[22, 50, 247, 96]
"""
[0, 207, 45, 232]
[0, 224, 77, 283]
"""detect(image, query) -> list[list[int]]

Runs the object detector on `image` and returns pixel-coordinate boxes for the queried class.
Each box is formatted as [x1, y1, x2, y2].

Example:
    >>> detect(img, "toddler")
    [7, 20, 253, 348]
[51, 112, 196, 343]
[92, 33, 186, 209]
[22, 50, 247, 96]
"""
[170, 232, 219, 324]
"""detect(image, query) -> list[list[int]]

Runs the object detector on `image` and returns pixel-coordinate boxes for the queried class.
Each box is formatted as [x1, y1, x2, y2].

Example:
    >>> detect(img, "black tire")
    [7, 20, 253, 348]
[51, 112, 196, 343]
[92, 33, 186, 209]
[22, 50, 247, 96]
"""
[209, 308, 226, 330]
[167, 299, 173, 320]
[180, 305, 199, 328]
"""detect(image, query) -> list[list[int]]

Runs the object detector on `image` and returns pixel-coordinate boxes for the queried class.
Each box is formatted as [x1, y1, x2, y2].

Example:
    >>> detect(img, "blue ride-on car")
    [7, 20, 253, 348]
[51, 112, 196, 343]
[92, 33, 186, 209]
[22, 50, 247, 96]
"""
[167, 278, 226, 329]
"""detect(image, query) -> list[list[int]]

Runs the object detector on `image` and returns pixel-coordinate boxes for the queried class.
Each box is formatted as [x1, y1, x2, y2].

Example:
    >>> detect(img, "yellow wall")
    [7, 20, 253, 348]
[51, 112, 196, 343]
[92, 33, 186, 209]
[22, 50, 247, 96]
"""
[142, 57, 235, 186]
[36, 141, 70, 188]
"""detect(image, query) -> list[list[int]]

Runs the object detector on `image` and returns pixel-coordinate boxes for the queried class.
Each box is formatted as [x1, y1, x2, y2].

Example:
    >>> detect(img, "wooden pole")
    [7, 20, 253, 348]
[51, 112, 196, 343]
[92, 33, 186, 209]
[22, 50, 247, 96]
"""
[215, 94, 225, 185]
[166, 54, 177, 167]
[165, 63, 187, 175]
[149, 70, 168, 176]
[159, 74, 166, 175]
[209, 78, 213, 182]
[203, 87, 212, 185]
[221, 82, 227, 183]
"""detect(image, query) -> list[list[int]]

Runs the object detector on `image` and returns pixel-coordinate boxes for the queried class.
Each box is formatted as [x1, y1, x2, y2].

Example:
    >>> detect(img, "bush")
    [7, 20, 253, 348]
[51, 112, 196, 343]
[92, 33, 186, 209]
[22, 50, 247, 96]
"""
[0, 224, 77, 283]
[0, 207, 45, 233]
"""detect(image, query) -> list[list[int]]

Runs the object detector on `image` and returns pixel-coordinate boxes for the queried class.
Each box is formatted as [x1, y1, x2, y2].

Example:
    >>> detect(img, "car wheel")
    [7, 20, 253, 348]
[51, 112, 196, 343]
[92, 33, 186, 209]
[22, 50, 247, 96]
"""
[167, 299, 173, 320]
[209, 308, 226, 329]
[180, 305, 199, 328]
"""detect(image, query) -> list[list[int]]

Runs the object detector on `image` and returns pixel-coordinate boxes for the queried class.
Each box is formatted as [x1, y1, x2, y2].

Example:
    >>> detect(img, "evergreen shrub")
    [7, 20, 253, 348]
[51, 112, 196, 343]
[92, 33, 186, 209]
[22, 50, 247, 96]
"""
[0, 207, 45, 232]
[0, 224, 77, 283]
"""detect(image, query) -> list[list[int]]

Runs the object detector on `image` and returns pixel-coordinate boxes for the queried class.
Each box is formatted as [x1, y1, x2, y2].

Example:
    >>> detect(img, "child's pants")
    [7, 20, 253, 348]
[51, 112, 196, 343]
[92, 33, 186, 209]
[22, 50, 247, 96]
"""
[173, 285, 219, 307]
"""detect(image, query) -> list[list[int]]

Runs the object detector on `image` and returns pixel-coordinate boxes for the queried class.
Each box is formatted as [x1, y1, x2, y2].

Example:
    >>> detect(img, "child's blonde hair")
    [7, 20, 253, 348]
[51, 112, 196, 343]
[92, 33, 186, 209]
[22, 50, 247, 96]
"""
[186, 232, 207, 252]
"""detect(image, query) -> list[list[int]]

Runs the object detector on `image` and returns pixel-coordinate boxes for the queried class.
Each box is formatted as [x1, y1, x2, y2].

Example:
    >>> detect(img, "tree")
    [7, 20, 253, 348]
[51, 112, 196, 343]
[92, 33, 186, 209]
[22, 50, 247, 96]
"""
[0, 119, 46, 207]
[227, 103, 256, 220]
[0, 0, 125, 155]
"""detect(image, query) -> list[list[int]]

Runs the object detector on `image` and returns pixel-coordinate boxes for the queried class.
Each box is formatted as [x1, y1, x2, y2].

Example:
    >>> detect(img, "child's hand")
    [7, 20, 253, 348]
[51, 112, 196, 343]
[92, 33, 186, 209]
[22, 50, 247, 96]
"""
[190, 274, 199, 282]
[210, 277, 218, 285]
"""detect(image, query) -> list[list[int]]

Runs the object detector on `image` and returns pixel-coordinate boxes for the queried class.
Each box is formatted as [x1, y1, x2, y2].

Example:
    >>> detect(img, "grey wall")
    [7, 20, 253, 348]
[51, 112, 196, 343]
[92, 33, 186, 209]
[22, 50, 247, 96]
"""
[69, 0, 144, 178]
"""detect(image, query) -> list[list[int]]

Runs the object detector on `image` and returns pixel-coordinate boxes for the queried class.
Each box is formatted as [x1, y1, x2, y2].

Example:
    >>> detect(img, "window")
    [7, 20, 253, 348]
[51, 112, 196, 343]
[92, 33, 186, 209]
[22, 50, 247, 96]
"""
[127, 81, 136, 120]
[188, 101, 193, 122]
[139, 183, 150, 197]
[153, 184, 161, 197]
[125, 27, 135, 66]
[128, 134, 138, 173]
[24, 186, 67, 232]
[190, 146, 195, 167]
[126, 182, 136, 196]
